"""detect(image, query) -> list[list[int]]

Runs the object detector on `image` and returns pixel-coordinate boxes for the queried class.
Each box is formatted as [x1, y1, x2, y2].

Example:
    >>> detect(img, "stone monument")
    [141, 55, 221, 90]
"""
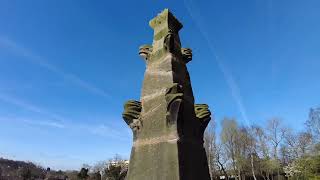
[122, 9, 212, 180]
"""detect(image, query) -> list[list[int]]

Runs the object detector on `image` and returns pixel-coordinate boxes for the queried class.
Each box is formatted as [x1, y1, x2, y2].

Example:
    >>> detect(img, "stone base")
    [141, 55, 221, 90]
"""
[126, 140, 210, 180]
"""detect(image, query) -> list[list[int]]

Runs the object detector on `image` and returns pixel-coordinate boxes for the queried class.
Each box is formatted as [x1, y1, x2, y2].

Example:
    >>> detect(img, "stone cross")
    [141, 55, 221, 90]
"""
[122, 9, 212, 180]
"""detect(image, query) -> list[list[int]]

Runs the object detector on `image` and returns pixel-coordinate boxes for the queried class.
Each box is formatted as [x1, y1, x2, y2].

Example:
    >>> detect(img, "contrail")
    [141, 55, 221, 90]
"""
[0, 37, 111, 99]
[183, 0, 251, 126]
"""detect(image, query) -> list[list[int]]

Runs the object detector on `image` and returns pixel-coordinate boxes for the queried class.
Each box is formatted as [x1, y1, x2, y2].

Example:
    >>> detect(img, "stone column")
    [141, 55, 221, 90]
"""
[122, 9, 212, 180]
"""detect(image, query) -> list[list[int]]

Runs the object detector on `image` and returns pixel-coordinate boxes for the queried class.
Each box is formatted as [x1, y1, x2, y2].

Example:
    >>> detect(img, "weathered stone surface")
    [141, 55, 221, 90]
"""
[181, 48, 192, 63]
[122, 9, 212, 180]
[139, 44, 153, 61]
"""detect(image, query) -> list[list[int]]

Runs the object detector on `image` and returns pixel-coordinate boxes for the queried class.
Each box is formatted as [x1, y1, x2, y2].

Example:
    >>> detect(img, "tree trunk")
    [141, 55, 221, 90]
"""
[266, 171, 271, 180]
[262, 175, 267, 180]
[250, 154, 257, 180]
[217, 160, 228, 180]
[238, 169, 241, 180]
[207, 151, 212, 180]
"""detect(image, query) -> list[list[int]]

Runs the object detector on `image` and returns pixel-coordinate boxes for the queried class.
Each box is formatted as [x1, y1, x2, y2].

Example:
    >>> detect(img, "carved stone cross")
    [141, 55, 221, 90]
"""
[122, 9, 212, 180]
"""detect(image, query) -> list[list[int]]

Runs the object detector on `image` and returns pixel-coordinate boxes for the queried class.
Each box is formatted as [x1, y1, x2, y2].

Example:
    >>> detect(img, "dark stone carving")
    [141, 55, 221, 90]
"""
[164, 32, 175, 53]
[165, 83, 183, 126]
[139, 45, 153, 60]
[181, 48, 192, 63]
[195, 104, 212, 134]
[122, 100, 142, 131]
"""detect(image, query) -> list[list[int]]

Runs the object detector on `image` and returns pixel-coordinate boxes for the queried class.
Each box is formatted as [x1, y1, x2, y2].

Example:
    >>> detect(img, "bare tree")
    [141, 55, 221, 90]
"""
[284, 129, 299, 160]
[296, 132, 312, 155]
[204, 121, 217, 179]
[104, 155, 128, 180]
[245, 126, 260, 180]
[221, 118, 237, 176]
[92, 160, 107, 177]
[265, 118, 286, 179]
[283, 129, 313, 161]
[216, 143, 229, 179]
[252, 126, 271, 180]
[221, 118, 242, 179]
[306, 107, 320, 141]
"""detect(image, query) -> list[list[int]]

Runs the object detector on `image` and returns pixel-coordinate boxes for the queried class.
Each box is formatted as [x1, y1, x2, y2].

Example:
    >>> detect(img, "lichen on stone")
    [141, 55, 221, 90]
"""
[122, 100, 142, 131]
[194, 104, 211, 122]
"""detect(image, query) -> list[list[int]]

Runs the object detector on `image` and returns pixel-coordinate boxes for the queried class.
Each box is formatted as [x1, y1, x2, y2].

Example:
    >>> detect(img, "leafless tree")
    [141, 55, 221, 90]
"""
[215, 143, 229, 179]
[306, 107, 320, 141]
[252, 126, 272, 180]
[297, 132, 312, 155]
[265, 118, 286, 179]
[221, 118, 245, 180]
[92, 160, 107, 176]
[204, 121, 217, 179]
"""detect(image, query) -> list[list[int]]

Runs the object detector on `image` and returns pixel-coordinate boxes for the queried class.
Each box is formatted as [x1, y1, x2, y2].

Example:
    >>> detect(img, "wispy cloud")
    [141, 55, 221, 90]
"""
[0, 36, 111, 99]
[0, 93, 66, 123]
[0, 36, 126, 139]
[83, 124, 130, 140]
[0, 92, 128, 139]
[183, 0, 251, 126]
[0, 116, 65, 129]
[22, 119, 66, 129]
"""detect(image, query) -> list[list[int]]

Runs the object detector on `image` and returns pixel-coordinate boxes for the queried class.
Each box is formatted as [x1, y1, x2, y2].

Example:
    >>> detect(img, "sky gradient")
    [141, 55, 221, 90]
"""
[0, 0, 320, 170]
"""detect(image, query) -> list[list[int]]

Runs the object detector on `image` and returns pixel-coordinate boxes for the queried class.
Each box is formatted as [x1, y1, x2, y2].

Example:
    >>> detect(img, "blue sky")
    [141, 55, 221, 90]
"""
[0, 0, 320, 170]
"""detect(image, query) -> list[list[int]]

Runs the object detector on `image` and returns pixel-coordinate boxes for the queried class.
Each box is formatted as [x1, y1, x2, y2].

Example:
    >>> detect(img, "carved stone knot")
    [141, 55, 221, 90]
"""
[194, 104, 211, 134]
[194, 104, 211, 122]
[181, 48, 192, 63]
[139, 45, 153, 61]
[165, 83, 184, 126]
[122, 100, 142, 131]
